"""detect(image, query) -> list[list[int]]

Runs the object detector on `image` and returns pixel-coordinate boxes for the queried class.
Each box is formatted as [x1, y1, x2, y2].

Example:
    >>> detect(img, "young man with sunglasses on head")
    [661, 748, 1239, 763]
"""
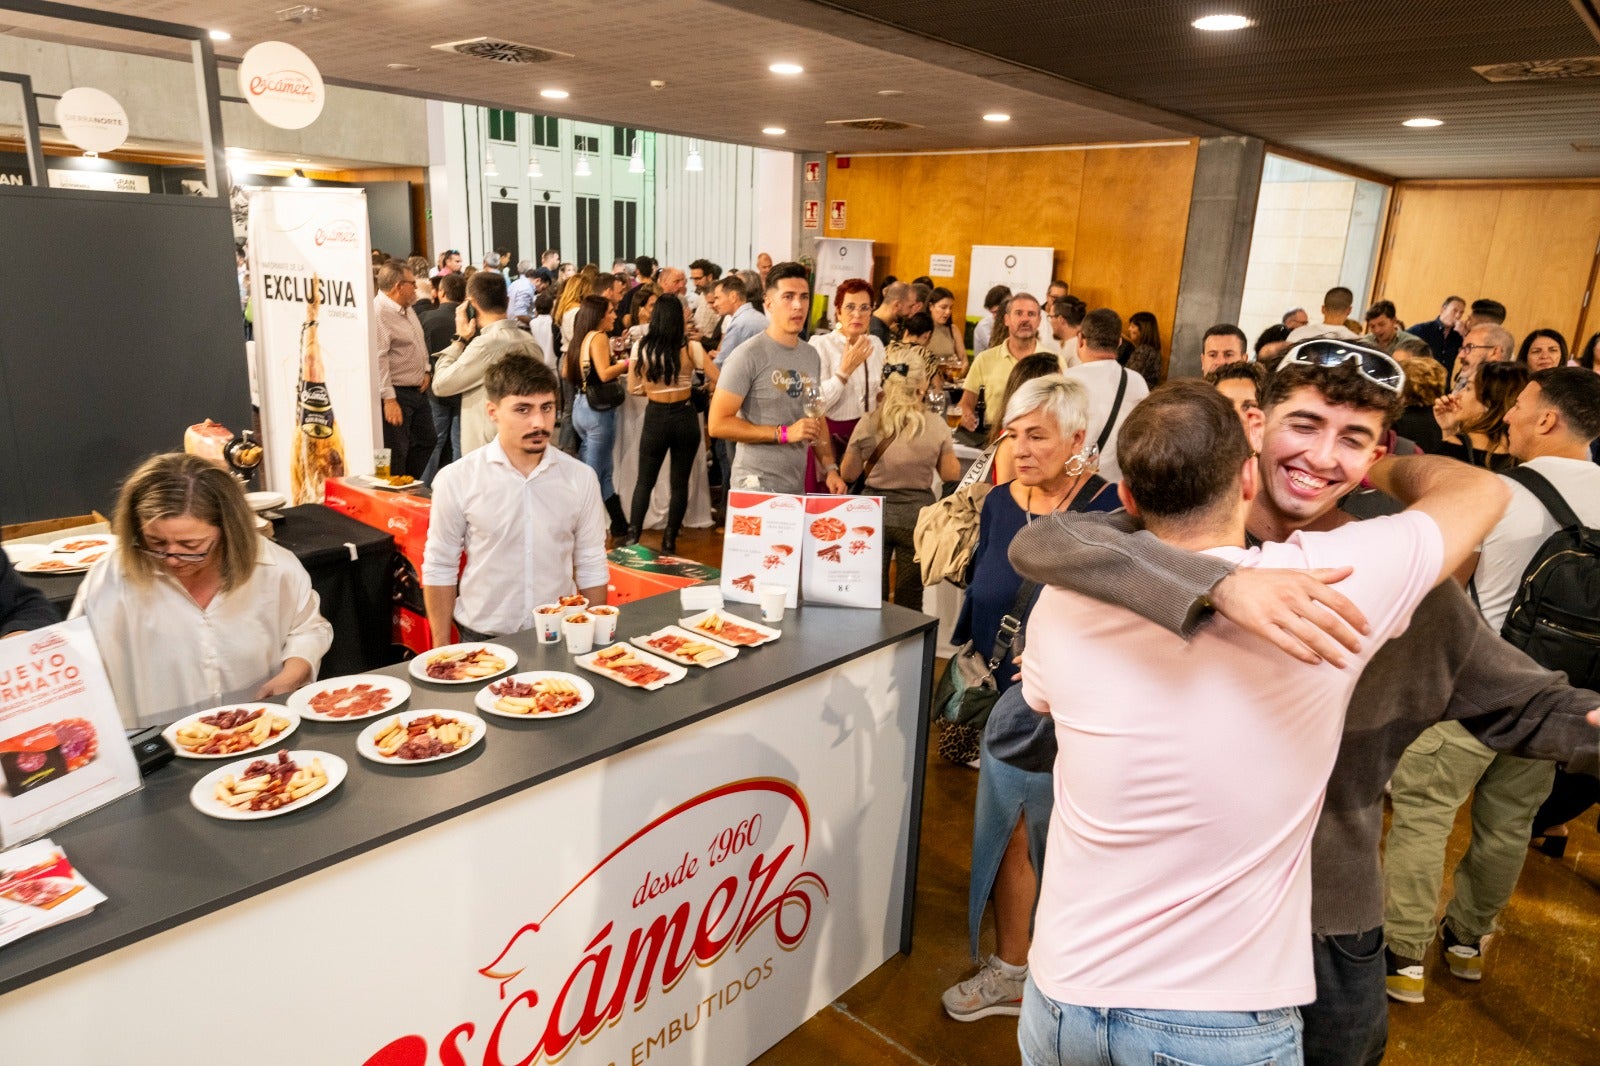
[1010, 340, 1600, 1066]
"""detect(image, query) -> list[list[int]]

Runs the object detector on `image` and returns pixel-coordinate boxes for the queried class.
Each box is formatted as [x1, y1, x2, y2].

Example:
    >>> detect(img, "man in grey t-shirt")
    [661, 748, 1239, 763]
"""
[710, 262, 847, 495]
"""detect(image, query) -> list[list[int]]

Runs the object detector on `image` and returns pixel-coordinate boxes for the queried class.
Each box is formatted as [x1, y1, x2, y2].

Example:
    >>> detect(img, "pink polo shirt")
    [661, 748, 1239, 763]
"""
[1023, 511, 1442, 1010]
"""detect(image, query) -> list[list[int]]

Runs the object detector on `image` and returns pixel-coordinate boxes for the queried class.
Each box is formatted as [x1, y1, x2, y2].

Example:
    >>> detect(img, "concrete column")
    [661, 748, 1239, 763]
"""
[797, 151, 826, 265]
[1169, 136, 1265, 379]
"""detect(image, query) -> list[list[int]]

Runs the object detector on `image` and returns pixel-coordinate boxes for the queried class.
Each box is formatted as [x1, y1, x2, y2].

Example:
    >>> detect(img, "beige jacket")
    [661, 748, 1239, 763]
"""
[432, 318, 547, 455]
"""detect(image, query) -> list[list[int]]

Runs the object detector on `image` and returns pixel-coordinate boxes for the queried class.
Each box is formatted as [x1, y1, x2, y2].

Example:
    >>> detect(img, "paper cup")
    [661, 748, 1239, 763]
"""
[589, 605, 619, 643]
[757, 585, 788, 623]
[534, 605, 565, 644]
[559, 596, 589, 619]
[563, 614, 596, 655]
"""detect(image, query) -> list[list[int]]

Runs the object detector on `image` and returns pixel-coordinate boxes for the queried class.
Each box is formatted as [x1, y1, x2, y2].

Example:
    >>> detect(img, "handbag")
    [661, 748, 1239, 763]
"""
[912, 440, 997, 587]
[848, 428, 899, 495]
[582, 337, 627, 412]
[929, 580, 1037, 732]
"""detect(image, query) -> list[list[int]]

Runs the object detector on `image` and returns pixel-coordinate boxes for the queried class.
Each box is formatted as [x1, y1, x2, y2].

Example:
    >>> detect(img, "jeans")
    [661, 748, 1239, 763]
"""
[1302, 929, 1386, 1066]
[571, 394, 618, 499]
[1020, 977, 1304, 1066]
[629, 400, 698, 535]
[381, 385, 437, 480]
[422, 392, 461, 483]
[1383, 720, 1555, 959]
[968, 738, 1053, 957]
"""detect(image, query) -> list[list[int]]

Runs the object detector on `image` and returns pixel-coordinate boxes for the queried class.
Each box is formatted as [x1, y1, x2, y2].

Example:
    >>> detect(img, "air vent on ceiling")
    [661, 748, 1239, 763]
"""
[1472, 57, 1600, 82]
[825, 117, 922, 132]
[431, 37, 572, 65]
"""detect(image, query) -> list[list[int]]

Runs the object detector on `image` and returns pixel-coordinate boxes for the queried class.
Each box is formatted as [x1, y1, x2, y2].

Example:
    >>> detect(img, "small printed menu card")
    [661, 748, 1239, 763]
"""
[0, 837, 105, 949]
[0, 618, 141, 848]
[719, 491, 804, 608]
[800, 495, 884, 609]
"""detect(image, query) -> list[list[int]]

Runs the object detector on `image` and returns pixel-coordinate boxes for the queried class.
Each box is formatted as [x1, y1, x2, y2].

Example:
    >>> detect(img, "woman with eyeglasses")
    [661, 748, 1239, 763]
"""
[1432, 360, 1529, 472]
[70, 453, 332, 728]
[840, 362, 959, 610]
[811, 278, 887, 493]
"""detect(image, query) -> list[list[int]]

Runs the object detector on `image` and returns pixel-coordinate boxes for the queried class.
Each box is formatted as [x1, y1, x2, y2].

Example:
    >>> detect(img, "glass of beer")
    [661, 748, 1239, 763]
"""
[374, 448, 392, 478]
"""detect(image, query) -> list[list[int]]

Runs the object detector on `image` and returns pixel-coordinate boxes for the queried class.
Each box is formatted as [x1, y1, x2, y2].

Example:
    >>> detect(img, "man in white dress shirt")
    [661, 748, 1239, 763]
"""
[423, 353, 609, 644]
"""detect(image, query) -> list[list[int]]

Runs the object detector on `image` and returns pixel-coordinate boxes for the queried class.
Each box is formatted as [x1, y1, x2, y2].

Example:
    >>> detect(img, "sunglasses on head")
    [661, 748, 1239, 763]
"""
[1280, 339, 1403, 394]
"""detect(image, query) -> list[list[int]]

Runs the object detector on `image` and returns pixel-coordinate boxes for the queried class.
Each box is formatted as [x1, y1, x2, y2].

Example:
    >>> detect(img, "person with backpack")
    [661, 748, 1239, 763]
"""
[1383, 366, 1600, 1001]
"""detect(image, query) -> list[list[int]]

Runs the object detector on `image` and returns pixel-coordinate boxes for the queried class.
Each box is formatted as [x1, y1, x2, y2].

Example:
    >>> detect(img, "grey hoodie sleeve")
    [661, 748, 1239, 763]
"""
[1007, 509, 1236, 638]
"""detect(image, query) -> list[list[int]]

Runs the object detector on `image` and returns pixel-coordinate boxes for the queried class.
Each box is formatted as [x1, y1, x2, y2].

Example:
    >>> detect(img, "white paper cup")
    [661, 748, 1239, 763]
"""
[589, 605, 619, 643]
[534, 605, 565, 644]
[563, 614, 596, 655]
[559, 596, 589, 619]
[757, 585, 788, 623]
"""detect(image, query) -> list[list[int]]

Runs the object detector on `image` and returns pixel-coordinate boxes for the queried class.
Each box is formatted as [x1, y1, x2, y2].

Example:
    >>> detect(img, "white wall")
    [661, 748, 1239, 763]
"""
[429, 104, 797, 275]
[1237, 155, 1388, 347]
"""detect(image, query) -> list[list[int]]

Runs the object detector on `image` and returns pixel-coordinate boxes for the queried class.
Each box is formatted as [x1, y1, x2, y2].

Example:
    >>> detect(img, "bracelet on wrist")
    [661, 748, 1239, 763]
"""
[778, 424, 789, 444]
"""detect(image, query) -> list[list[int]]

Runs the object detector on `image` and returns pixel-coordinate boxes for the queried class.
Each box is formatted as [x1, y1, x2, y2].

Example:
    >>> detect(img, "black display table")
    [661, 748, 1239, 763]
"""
[16, 505, 395, 675]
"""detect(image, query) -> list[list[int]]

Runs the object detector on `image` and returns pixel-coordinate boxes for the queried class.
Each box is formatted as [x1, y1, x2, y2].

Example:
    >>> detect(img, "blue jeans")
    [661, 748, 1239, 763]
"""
[969, 739, 1053, 957]
[423, 393, 461, 483]
[571, 394, 618, 499]
[1020, 977, 1303, 1066]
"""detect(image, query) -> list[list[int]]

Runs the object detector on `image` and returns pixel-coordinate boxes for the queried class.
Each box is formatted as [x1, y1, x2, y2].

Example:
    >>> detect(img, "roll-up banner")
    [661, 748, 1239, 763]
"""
[966, 244, 1055, 328]
[810, 237, 873, 332]
[248, 187, 380, 503]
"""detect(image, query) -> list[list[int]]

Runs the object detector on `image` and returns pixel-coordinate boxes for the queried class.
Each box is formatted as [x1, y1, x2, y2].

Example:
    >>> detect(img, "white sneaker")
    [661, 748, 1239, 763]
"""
[941, 955, 1025, 1021]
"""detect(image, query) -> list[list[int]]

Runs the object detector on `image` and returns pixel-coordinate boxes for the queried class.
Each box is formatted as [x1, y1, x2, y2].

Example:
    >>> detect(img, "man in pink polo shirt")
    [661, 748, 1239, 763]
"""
[1017, 381, 1507, 1065]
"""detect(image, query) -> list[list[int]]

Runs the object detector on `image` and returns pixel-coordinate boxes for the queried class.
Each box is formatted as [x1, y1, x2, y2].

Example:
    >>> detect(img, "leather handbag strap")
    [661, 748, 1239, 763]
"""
[1098, 369, 1130, 453]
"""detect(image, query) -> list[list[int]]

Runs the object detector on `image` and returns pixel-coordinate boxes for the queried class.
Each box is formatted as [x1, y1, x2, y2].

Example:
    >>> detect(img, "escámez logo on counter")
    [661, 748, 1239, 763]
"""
[314, 219, 359, 246]
[363, 779, 829, 1066]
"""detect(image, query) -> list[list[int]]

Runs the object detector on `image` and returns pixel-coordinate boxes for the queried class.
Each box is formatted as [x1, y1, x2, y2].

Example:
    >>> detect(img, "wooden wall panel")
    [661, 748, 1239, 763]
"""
[1377, 183, 1600, 346]
[827, 142, 1197, 356]
[1072, 143, 1198, 357]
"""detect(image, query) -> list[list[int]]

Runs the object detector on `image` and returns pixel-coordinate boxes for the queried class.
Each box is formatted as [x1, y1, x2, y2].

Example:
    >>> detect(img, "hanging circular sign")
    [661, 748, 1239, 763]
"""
[238, 41, 325, 130]
[56, 87, 128, 154]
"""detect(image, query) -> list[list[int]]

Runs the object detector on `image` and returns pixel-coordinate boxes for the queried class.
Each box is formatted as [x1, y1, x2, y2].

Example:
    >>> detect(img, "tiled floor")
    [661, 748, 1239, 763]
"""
[655, 523, 1600, 1066]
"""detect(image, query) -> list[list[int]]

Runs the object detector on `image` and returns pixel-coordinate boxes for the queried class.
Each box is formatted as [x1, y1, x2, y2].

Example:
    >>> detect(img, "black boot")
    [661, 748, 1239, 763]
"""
[604, 494, 629, 537]
[618, 526, 641, 547]
[660, 528, 678, 556]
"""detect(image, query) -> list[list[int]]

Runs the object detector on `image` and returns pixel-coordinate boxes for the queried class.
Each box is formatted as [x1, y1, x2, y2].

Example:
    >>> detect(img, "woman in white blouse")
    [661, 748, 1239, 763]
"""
[808, 277, 885, 493]
[71, 454, 333, 728]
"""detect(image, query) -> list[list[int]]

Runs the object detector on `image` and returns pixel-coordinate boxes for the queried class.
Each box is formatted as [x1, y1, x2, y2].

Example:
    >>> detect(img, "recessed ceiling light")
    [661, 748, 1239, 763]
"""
[1193, 14, 1253, 31]
[877, 89, 904, 96]
[983, 113, 1010, 123]
[540, 88, 569, 100]
[1402, 117, 1444, 127]
[769, 62, 803, 75]
[386, 62, 419, 72]
[762, 126, 786, 136]
[208, 29, 231, 41]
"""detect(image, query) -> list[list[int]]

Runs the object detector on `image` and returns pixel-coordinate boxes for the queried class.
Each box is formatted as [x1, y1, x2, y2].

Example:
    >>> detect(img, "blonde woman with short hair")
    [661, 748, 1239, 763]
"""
[70, 453, 332, 728]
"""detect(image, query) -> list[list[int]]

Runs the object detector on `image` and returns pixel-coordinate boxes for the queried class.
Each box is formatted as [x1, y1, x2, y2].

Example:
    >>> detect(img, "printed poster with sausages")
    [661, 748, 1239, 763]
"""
[0, 619, 140, 848]
[801, 495, 884, 608]
[721, 492, 804, 607]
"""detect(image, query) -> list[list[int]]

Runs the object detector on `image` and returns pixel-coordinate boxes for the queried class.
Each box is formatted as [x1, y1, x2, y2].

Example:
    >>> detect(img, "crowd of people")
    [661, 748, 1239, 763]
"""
[5, 244, 1597, 1066]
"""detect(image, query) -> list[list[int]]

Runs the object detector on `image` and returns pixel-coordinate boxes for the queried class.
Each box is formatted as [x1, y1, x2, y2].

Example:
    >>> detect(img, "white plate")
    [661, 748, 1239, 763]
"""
[289, 674, 412, 722]
[474, 671, 595, 719]
[409, 643, 517, 685]
[356, 710, 486, 765]
[47, 534, 116, 555]
[574, 644, 688, 691]
[189, 750, 348, 821]
[355, 473, 423, 492]
[15, 555, 91, 575]
[678, 610, 782, 649]
[245, 491, 288, 512]
[4, 543, 47, 566]
[632, 626, 739, 669]
[162, 703, 299, 759]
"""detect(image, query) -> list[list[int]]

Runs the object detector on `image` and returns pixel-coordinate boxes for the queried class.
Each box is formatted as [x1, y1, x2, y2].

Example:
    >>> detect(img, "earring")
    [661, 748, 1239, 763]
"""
[1064, 442, 1100, 478]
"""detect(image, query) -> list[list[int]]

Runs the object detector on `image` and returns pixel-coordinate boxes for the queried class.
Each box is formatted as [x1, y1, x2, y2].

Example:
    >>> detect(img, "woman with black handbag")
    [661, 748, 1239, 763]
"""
[564, 294, 630, 536]
[937, 374, 1119, 1024]
[621, 295, 714, 554]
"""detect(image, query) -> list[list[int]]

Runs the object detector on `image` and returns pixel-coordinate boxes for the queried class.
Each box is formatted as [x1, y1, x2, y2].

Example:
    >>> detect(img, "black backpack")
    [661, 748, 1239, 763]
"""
[1498, 466, 1600, 690]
